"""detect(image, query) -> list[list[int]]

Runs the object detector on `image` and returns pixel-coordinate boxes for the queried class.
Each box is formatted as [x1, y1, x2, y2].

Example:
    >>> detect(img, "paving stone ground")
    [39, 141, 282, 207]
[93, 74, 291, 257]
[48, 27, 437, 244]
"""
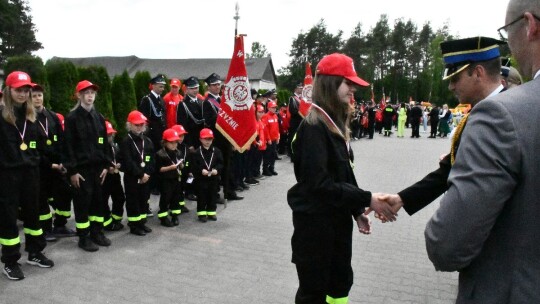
[1, 130, 459, 304]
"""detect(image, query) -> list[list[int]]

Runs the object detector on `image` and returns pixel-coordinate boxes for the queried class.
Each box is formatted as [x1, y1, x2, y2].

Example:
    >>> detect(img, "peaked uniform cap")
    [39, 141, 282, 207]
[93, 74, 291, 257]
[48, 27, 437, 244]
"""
[150, 75, 167, 85]
[204, 73, 221, 85]
[440, 36, 504, 80]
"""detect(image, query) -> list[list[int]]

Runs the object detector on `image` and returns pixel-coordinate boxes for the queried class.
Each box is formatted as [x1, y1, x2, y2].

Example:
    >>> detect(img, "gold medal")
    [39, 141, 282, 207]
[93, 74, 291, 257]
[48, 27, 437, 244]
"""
[20, 143, 28, 151]
[46, 139, 52, 146]
[140, 162, 146, 168]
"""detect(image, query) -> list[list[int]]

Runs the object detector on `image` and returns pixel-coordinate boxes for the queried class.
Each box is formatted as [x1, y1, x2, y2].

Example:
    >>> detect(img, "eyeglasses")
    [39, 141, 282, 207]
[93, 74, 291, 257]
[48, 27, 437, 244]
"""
[498, 13, 540, 40]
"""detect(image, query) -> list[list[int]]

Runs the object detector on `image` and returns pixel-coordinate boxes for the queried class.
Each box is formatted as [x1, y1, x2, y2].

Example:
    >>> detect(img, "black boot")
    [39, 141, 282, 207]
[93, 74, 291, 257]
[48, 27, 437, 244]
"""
[171, 215, 179, 226]
[78, 236, 99, 252]
[90, 231, 111, 247]
[160, 217, 174, 227]
[129, 223, 146, 236]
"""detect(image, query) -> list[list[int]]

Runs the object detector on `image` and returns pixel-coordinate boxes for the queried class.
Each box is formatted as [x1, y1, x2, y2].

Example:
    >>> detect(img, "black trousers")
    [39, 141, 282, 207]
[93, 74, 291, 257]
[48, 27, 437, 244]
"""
[232, 151, 247, 187]
[159, 178, 182, 217]
[292, 212, 354, 303]
[197, 177, 219, 216]
[263, 141, 278, 173]
[72, 166, 107, 236]
[430, 120, 439, 137]
[411, 120, 420, 137]
[0, 167, 46, 264]
[124, 174, 150, 225]
[38, 168, 72, 231]
[102, 172, 125, 226]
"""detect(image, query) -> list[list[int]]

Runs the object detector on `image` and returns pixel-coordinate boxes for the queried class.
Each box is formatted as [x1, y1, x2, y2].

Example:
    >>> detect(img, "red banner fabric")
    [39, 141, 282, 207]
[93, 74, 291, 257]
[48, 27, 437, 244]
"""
[216, 35, 257, 152]
[299, 62, 313, 117]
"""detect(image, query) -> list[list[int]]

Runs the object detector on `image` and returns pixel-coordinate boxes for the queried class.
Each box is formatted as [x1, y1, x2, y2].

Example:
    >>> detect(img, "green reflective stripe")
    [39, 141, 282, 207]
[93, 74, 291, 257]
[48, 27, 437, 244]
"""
[128, 215, 142, 222]
[111, 214, 123, 221]
[39, 213, 53, 221]
[206, 211, 217, 216]
[76, 221, 90, 229]
[55, 209, 71, 217]
[103, 217, 113, 227]
[170, 209, 181, 215]
[157, 212, 169, 218]
[47, 197, 55, 202]
[140, 214, 147, 220]
[291, 133, 297, 155]
[197, 211, 207, 216]
[89, 216, 104, 223]
[178, 201, 186, 206]
[326, 295, 348, 304]
[0, 236, 21, 246]
[23, 228, 43, 236]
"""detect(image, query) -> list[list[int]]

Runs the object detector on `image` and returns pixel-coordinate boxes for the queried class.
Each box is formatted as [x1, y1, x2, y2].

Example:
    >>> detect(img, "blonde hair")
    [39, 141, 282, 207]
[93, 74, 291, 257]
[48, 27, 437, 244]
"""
[1, 87, 36, 125]
[71, 89, 97, 112]
[125, 121, 147, 134]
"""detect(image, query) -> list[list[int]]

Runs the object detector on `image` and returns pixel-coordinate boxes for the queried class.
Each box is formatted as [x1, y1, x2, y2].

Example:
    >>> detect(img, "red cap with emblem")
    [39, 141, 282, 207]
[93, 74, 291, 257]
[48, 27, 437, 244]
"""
[170, 78, 181, 87]
[127, 110, 147, 124]
[200, 128, 214, 139]
[267, 101, 277, 108]
[316, 53, 369, 87]
[6, 71, 32, 88]
[105, 121, 117, 134]
[75, 80, 99, 93]
[163, 128, 180, 142]
[171, 124, 188, 135]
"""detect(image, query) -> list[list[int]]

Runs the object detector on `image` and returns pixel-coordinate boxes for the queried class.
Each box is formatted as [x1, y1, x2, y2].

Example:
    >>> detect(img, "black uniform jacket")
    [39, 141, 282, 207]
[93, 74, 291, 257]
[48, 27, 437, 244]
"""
[119, 132, 155, 179]
[138, 93, 166, 129]
[0, 104, 42, 169]
[36, 108, 64, 169]
[177, 96, 204, 148]
[155, 147, 184, 180]
[202, 93, 220, 129]
[288, 94, 303, 133]
[287, 111, 371, 216]
[63, 106, 110, 176]
[190, 145, 223, 181]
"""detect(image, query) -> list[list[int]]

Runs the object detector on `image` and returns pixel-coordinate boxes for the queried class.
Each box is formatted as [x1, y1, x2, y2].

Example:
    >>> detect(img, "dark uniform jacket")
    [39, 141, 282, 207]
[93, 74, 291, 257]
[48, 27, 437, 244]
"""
[155, 147, 184, 180]
[190, 145, 223, 182]
[138, 92, 166, 147]
[35, 108, 64, 170]
[288, 94, 302, 135]
[287, 109, 371, 216]
[177, 95, 204, 148]
[0, 104, 42, 169]
[64, 106, 110, 176]
[202, 93, 220, 130]
[410, 105, 423, 122]
[119, 132, 155, 179]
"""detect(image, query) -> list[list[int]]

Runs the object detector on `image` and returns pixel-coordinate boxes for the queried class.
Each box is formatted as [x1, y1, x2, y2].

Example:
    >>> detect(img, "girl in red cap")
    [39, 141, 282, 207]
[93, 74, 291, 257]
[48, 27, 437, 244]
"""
[64, 80, 112, 252]
[155, 128, 185, 227]
[102, 121, 126, 232]
[261, 101, 280, 176]
[0, 71, 54, 280]
[287, 53, 398, 303]
[171, 124, 190, 214]
[245, 105, 267, 185]
[191, 128, 223, 222]
[120, 110, 155, 236]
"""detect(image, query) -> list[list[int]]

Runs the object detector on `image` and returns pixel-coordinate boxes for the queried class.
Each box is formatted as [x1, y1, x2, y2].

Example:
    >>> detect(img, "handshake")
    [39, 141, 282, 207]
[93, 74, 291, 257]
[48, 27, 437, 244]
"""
[355, 193, 404, 235]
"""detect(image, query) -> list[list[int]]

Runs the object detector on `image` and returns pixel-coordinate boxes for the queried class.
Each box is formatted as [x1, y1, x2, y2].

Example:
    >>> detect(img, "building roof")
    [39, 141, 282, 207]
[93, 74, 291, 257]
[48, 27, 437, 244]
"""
[53, 56, 277, 85]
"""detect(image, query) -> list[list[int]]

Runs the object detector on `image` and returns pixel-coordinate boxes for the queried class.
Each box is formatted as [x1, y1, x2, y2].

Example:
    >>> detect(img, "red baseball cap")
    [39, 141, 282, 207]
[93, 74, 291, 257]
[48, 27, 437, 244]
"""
[76, 80, 99, 93]
[127, 110, 147, 124]
[6, 71, 32, 88]
[267, 101, 277, 108]
[163, 128, 181, 142]
[256, 105, 265, 112]
[171, 124, 188, 135]
[170, 78, 181, 87]
[105, 121, 117, 134]
[316, 53, 369, 87]
[56, 113, 65, 130]
[200, 128, 214, 139]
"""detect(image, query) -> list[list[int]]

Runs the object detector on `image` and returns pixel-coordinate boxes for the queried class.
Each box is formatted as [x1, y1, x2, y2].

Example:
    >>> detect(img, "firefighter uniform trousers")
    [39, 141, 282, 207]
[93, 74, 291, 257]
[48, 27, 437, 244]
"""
[124, 174, 150, 227]
[102, 171, 125, 227]
[38, 169, 72, 232]
[0, 167, 46, 264]
[292, 211, 354, 304]
[159, 178, 182, 218]
[197, 176, 219, 217]
[72, 166, 107, 236]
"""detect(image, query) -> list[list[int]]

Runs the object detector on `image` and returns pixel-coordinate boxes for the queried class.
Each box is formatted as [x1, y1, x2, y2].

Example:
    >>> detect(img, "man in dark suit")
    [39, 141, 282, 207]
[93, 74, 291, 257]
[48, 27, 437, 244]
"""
[409, 102, 423, 138]
[422, 3, 540, 302]
[177, 76, 204, 152]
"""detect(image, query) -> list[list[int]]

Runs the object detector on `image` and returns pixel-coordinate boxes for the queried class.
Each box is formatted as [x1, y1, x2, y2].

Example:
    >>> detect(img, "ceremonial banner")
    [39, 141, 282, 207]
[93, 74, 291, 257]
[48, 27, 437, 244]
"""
[299, 62, 313, 117]
[216, 35, 257, 152]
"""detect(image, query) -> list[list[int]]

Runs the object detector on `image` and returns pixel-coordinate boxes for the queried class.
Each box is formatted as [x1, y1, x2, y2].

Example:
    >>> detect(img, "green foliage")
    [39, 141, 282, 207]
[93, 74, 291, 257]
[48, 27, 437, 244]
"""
[44, 59, 79, 115]
[111, 71, 137, 140]
[78, 66, 115, 125]
[246, 42, 271, 59]
[132, 70, 151, 103]
[4, 55, 50, 108]
[0, 0, 42, 66]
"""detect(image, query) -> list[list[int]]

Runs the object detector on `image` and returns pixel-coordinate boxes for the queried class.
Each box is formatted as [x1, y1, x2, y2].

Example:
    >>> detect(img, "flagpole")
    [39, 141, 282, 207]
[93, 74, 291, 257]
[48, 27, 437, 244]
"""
[234, 2, 240, 36]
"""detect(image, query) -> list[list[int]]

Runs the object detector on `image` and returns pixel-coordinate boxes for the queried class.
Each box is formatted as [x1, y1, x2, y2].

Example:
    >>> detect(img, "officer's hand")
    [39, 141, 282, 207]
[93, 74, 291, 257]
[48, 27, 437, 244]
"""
[202, 169, 209, 176]
[211, 169, 218, 176]
[70, 173, 85, 189]
[99, 168, 108, 185]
